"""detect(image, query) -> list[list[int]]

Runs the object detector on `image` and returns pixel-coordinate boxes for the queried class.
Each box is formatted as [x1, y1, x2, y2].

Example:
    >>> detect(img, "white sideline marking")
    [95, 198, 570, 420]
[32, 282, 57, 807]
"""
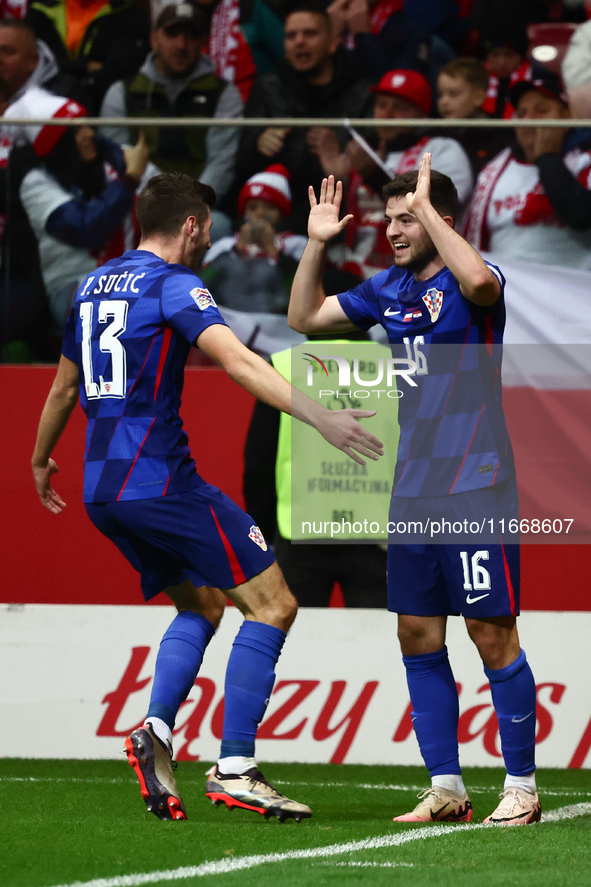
[283, 781, 591, 798]
[3, 776, 591, 799]
[332, 862, 415, 868]
[0, 777, 126, 784]
[44, 804, 591, 887]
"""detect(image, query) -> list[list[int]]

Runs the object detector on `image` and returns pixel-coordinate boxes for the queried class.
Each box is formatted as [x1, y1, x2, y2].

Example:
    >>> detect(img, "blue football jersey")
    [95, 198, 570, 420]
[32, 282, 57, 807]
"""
[62, 250, 228, 503]
[338, 262, 515, 497]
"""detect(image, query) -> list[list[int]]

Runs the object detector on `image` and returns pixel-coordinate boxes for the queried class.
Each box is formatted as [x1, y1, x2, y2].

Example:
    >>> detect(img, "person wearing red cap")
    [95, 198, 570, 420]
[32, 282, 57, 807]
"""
[310, 68, 473, 280]
[464, 66, 591, 270]
[201, 164, 309, 314]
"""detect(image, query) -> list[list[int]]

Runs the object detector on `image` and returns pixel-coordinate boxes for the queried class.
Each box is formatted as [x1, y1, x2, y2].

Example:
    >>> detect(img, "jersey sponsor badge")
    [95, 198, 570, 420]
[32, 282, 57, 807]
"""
[190, 287, 216, 310]
[422, 287, 443, 322]
[248, 525, 268, 551]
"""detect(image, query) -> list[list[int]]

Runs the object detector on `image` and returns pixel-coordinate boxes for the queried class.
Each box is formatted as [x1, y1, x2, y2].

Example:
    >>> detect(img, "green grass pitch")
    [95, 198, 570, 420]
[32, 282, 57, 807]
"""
[1, 760, 590, 887]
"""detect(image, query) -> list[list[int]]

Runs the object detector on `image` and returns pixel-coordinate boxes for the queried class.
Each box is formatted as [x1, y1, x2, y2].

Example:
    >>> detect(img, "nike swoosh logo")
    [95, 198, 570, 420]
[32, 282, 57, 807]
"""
[384, 307, 401, 316]
[431, 803, 450, 819]
[511, 711, 535, 724]
[465, 593, 490, 604]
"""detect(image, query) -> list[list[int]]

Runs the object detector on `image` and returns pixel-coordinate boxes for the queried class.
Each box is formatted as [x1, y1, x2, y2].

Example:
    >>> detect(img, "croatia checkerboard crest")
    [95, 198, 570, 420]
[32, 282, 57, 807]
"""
[422, 287, 443, 322]
[248, 525, 267, 551]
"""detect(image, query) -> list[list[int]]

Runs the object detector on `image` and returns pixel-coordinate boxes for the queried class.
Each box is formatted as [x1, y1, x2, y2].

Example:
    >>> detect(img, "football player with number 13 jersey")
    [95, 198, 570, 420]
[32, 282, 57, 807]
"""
[32, 172, 383, 823]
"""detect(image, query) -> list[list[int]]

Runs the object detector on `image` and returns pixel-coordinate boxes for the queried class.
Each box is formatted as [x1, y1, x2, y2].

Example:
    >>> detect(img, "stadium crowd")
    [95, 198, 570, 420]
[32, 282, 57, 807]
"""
[1, 0, 590, 360]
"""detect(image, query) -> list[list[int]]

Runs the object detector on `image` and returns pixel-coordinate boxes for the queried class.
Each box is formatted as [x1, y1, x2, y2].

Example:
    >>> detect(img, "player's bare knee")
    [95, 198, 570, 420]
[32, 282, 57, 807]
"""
[274, 585, 298, 631]
[168, 582, 226, 629]
[196, 596, 226, 629]
[228, 563, 297, 631]
[465, 617, 519, 669]
[176, 599, 224, 630]
[397, 614, 445, 655]
[249, 584, 297, 632]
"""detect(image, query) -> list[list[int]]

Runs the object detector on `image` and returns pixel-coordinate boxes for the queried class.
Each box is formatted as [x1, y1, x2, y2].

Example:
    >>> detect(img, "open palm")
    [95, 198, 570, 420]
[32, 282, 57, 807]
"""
[405, 152, 432, 214]
[308, 176, 353, 242]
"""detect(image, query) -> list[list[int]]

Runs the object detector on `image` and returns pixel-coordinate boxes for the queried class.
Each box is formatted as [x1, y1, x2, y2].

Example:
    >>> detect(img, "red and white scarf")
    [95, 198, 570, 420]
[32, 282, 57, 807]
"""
[462, 146, 513, 249]
[208, 0, 256, 102]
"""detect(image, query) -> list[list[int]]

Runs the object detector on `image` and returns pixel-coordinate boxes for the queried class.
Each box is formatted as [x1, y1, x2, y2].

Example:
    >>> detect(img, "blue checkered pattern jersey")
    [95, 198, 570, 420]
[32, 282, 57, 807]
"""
[337, 261, 516, 498]
[61, 249, 228, 504]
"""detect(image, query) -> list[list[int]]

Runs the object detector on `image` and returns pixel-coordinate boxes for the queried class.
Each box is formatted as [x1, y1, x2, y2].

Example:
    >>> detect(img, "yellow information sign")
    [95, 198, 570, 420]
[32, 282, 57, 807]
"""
[273, 341, 400, 542]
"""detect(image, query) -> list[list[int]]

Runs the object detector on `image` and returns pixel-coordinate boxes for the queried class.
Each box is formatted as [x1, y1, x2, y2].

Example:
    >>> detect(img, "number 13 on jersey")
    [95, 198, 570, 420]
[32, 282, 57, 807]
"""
[80, 300, 129, 399]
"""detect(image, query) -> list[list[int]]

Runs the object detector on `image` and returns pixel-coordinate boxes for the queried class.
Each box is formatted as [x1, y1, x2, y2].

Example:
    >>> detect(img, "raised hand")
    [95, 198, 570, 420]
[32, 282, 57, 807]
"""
[405, 151, 432, 215]
[307, 175, 353, 243]
[124, 131, 150, 183]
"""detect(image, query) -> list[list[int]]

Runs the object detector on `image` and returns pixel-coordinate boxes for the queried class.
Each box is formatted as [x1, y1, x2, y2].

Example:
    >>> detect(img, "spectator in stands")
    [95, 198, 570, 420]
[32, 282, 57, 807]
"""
[463, 67, 591, 269]
[0, 20, 90, 360]
[310, 69, 473, 279]
[0, 20, 86, 117]
[24, 0, 150, 113]
[200, 164, 307, 314]
[233, 1, 373, 236]
[468, 0, 547, 38]
[481, 30, 532, 118]
[192, 0, 285, 103]
[562, 19, 591, 119]
[15, 92, 150, 328]
[326, 0, 461, 100]
[437, 56, 488, 119]
[1, 90, 97, 361]
[437, 57, 514, 177]
[100, 0, 242, 240]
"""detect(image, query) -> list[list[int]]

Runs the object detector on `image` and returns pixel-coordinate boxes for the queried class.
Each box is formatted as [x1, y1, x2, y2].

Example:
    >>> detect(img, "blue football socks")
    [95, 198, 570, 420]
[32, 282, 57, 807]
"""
[485, 648, 536, 777]
[403, 646, 461, 777]
[220, 621, 286, 759]
[146, 610, 215, 729]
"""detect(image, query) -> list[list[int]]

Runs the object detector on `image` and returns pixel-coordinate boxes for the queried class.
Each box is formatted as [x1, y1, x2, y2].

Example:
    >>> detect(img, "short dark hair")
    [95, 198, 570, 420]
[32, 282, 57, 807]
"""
[0, 19, 38, 47]
[136, 173, 216, 238]
[284, 1, 331, 22]
[439, 57, 489, 93]
[382, 169, 460, 223]
[0, 19, 34, 34]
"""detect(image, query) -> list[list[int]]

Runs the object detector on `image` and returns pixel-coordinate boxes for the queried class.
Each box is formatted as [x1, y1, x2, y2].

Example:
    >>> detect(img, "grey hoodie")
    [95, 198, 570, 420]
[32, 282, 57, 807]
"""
[10, 39, 60, 104]
[98, 51, 243, 198]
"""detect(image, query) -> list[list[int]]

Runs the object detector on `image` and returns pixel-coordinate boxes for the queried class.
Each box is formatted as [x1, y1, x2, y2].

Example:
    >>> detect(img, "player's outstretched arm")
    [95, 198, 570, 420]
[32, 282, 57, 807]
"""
[197, 324, 383, 465]
[32, 355, 80, 514]
[409, 153, 500, 306]
[288, 176, 356, 334]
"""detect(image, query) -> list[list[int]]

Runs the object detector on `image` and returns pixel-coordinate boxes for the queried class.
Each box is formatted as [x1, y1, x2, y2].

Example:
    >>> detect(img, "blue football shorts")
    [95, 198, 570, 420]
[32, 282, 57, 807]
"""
[386, 477, 520, 617]
[85, 483, 276, 601]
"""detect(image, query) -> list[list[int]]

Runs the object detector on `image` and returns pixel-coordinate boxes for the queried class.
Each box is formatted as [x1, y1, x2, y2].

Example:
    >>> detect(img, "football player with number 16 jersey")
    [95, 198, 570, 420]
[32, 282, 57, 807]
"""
[288, 155, 541, 827]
